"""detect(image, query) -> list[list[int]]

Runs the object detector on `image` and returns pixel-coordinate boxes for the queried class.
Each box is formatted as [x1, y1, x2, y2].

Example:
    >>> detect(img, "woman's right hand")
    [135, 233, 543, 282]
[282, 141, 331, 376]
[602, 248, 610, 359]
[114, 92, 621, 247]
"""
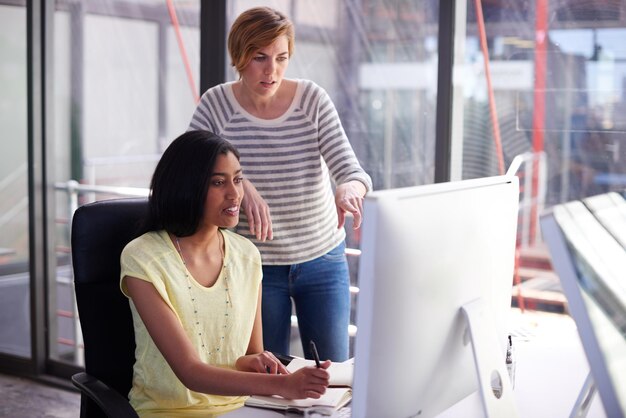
[242, 179, 273, 242]
[280, 360, 331, 399]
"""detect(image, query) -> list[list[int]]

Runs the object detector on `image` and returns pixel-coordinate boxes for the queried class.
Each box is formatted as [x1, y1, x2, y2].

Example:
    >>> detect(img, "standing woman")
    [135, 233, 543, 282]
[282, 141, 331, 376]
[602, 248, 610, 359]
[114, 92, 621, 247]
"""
[121, 130, 329, 417]
[188, 7, 372, 362]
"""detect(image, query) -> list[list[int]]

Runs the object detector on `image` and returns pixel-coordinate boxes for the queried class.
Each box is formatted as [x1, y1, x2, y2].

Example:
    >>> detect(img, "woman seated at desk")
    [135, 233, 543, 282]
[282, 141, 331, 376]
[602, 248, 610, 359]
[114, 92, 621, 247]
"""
[120, 130, 330, 417]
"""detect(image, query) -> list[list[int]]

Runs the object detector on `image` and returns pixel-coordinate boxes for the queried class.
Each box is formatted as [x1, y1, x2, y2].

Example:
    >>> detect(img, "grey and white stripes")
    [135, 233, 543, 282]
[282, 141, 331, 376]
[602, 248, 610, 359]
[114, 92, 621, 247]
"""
[188, 79, 372, 265]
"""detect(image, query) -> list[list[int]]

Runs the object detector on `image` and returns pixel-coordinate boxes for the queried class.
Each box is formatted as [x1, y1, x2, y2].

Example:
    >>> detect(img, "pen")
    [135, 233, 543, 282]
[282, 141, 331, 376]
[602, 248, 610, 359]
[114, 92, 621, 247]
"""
[309, 340, 321, 368]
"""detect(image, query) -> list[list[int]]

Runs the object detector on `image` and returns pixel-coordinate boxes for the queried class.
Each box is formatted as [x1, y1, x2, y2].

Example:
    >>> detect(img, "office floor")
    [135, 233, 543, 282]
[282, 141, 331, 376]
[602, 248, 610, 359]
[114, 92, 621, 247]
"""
[0, 373, 80, 418]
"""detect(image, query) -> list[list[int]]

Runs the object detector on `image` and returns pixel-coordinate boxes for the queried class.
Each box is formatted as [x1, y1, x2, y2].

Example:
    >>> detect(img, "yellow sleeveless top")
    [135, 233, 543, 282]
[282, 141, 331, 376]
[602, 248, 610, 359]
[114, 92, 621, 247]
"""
[120, 229, 262, 417]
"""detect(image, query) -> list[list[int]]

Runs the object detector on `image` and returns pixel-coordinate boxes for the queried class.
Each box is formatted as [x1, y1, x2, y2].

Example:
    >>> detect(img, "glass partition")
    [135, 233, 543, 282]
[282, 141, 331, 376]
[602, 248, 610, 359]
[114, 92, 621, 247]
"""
[0, 4, 30, 359]
[51, 0, 200, 366]
[455, 0, 626, 289]
[229, 0, 439, 192]
[3, 0, 626, 379]
[459, 0, 626, 203]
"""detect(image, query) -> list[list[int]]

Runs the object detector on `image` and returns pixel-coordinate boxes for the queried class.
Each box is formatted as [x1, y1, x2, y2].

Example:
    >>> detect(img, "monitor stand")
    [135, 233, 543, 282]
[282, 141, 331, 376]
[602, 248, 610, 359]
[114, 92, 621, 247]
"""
[461, 299, 519, 418]
[570, 372, 596, 418]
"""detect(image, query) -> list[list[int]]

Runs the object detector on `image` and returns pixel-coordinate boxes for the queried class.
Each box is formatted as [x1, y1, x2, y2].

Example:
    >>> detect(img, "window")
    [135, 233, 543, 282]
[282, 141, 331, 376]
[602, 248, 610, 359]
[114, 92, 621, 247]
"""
[51, 0, 201, 367]
[0, 4, 30, 360]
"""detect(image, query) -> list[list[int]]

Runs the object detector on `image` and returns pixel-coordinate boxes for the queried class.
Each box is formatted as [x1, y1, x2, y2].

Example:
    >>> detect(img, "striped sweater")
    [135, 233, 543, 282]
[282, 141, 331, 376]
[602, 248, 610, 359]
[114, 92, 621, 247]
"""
[188, 79, 372, 265]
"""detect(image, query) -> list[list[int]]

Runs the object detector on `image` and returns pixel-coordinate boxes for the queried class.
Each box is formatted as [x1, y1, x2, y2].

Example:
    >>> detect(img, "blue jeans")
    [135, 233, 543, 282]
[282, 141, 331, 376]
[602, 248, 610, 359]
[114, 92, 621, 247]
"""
[261, 242, 350, 362]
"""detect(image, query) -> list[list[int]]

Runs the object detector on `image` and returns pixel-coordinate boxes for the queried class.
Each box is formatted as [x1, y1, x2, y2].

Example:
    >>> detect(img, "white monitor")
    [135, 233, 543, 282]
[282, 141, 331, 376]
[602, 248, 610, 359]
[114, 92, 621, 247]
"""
[541, 194, 626, 418]
[352, 175, 520, 418]
[583, 192, 626, 249]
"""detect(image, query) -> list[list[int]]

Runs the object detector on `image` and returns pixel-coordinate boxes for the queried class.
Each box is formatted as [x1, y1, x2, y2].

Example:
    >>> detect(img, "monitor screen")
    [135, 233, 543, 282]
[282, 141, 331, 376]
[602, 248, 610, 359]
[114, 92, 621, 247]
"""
[541, 194, 626, 418]
[352, 175, 519, 418]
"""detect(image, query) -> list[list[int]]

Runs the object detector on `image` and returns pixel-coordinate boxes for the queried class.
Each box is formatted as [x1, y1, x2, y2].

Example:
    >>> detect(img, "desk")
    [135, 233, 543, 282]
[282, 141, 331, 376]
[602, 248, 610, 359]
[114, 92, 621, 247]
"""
[223, 310, 607, 417]
[440, 309, 606, 418]
[222, 408, 294, 418]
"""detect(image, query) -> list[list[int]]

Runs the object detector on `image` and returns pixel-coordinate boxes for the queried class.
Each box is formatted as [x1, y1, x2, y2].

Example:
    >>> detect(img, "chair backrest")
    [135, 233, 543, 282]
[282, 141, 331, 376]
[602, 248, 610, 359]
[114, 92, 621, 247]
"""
[71, 197, 150, 416]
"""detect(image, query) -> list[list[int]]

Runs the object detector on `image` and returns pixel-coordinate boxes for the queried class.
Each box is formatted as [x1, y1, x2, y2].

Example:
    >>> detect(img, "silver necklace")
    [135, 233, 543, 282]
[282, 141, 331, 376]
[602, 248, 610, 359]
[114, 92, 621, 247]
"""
[175, 231, 232, 356]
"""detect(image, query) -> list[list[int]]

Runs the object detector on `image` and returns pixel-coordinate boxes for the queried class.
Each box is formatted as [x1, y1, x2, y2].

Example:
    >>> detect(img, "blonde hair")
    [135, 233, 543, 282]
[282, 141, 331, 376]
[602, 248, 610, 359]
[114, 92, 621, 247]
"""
[227, 7, 295, 74]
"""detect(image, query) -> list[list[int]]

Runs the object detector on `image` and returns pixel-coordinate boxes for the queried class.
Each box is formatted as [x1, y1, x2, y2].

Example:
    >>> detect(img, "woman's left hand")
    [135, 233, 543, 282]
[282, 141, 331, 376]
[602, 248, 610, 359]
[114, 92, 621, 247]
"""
[235, 351, 289, 374]
[335, 181, 367, 229]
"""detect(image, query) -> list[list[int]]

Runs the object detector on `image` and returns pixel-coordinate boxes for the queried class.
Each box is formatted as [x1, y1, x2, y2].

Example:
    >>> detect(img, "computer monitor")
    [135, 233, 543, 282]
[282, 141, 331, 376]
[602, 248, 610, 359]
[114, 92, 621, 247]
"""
[352, 175, 520, 418]
[541, 194, 626, 418]
[583, 192, 626, 249]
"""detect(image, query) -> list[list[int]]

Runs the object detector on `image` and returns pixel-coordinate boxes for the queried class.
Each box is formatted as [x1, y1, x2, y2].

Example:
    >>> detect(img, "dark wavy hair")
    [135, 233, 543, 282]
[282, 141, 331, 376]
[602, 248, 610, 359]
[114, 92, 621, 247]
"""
[147, 130, 240, 237]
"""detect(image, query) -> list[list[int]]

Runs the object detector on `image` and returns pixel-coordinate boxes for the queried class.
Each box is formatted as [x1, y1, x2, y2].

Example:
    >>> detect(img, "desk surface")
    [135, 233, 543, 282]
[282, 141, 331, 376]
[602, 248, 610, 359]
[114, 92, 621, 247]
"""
[440, 309, 606, 418]
[223, 309, 607, 418]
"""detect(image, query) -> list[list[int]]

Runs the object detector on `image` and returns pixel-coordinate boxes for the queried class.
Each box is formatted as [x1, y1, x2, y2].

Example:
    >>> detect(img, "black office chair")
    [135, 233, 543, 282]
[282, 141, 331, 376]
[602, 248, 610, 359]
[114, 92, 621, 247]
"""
[71, 197, 150, 418]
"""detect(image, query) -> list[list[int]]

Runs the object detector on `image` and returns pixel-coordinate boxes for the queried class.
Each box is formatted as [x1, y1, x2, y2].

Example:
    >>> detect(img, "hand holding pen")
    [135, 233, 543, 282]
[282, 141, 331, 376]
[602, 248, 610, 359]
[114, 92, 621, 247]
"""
[278, 341, 331, 400]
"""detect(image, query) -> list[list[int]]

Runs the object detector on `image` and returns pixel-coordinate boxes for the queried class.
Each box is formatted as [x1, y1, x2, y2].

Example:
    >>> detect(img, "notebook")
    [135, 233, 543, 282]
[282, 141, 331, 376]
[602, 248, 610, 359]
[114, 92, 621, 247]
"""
[285, 357, 354, 387]
[244, 387, 352, 413]
[244, 358, 354, 413]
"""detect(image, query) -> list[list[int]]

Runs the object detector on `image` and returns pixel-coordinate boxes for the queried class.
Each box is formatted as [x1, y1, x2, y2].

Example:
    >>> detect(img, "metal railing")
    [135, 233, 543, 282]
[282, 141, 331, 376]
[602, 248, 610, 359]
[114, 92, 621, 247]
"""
[56, 179, 149, 217]
[506, 151, 548, 312]
[507, 151, 547, 249]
